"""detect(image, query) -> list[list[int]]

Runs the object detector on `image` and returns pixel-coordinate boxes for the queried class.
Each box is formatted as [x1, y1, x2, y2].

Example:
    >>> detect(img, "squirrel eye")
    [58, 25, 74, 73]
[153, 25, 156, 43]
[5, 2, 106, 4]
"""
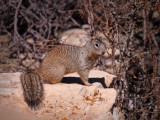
[95, 43, 99, 47]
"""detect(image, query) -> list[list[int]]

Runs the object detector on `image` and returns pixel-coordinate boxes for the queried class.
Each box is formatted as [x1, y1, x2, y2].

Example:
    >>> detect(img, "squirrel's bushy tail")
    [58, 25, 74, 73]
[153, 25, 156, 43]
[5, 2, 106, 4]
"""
[21, 69, 44, 109]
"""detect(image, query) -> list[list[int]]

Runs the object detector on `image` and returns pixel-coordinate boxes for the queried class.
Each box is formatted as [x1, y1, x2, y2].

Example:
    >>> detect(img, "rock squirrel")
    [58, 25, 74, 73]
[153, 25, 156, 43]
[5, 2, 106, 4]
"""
[21, 38, 106, 108]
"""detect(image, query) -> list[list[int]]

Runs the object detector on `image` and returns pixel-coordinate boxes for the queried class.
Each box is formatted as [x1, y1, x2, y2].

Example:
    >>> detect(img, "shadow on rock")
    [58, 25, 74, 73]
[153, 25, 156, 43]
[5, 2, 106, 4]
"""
[61, 77, 107, 88]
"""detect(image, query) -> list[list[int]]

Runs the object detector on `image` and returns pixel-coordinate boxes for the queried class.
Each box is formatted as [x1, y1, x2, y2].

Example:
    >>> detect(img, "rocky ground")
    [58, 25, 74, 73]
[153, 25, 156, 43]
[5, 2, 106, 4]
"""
[0, 70, 125, 120]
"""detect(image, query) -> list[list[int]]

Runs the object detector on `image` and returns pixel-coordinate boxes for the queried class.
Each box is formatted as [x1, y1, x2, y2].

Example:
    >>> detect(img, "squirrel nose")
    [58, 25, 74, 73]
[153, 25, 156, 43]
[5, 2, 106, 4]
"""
[102, 51, 105, 55]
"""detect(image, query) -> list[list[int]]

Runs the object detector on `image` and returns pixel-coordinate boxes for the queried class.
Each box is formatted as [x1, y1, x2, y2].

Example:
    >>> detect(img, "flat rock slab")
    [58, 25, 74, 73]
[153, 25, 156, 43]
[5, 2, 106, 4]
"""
[0, 70, 118, 120]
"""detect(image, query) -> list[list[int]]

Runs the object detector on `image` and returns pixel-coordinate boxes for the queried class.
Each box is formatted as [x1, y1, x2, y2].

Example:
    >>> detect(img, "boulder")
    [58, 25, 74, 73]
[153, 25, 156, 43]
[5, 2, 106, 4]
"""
[0, 70, 124, 120]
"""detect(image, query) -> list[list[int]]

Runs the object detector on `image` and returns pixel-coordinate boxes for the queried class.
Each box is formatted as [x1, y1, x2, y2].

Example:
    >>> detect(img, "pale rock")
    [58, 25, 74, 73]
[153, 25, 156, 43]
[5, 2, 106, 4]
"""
[30, 61, 40, 69]
[59, 28, 91, 47]
[28, 52, 33, 58]
[19, 53, 26, 59]
[26, 38, 34, 44]
[113, 107, 125, 120]
[0, 70, 124, 120]
[92, 82, 104, 88]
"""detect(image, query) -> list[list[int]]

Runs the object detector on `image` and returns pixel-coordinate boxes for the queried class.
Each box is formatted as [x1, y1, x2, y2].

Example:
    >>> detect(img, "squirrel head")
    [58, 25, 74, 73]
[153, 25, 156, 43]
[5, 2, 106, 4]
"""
[89, 38, 106, 56]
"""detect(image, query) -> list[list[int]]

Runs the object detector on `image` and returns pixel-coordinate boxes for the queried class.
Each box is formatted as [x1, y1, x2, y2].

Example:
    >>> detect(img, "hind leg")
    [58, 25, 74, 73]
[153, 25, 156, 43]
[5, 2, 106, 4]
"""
[38, 66, 65, 84]
[49, 66, 66, 84]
